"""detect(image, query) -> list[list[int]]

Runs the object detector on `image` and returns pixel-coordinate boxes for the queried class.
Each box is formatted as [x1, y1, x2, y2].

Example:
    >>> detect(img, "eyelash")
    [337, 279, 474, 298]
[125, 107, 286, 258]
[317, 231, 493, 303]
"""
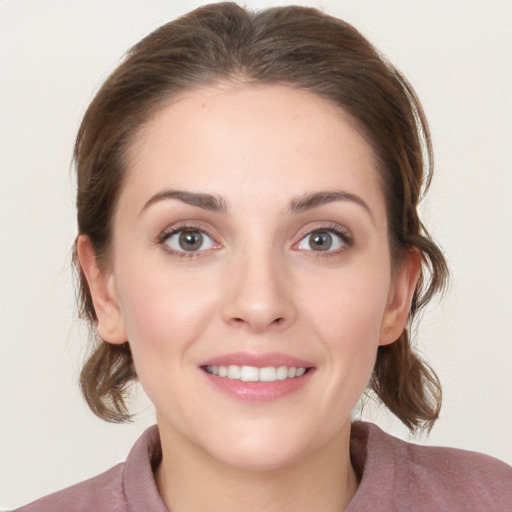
[156, 223, 353, 258]
[157, 224, 218, 258]
[294, 224, 353, 257]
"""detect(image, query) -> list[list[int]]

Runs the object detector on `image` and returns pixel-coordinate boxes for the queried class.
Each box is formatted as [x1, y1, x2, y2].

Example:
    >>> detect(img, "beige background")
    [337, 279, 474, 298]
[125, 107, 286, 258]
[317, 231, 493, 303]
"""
[1, 0, 511, 509]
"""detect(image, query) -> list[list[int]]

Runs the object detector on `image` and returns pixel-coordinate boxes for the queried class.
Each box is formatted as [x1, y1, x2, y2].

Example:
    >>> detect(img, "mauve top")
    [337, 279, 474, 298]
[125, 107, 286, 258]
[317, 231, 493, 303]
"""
[14, 422, 512, 511]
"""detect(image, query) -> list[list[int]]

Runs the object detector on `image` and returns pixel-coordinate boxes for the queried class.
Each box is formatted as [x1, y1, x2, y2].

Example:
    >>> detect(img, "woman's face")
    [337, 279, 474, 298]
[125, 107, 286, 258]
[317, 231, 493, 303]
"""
[83, 84, 417, 470]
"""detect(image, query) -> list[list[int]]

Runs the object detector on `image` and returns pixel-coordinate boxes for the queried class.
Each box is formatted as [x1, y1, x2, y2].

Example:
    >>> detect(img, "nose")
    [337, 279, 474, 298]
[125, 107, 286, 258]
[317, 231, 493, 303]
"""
[222, 247, 297, 333]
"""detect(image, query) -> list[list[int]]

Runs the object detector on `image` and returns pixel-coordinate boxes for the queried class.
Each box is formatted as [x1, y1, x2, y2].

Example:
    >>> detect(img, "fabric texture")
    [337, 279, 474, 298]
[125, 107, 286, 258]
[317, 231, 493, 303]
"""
[14, 422, 512, 511]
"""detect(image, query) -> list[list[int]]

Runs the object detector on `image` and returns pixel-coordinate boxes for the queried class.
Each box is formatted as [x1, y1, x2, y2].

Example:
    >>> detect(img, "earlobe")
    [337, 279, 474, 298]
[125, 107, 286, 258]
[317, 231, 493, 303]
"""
[76, 235, 128, 345]
[379, 249, 421, 346]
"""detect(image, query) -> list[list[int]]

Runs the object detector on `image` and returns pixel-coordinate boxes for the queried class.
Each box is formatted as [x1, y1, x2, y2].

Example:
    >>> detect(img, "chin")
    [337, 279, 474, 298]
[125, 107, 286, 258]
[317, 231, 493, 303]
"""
[210, 443, 306, 472]
[198, 421, 337, 472]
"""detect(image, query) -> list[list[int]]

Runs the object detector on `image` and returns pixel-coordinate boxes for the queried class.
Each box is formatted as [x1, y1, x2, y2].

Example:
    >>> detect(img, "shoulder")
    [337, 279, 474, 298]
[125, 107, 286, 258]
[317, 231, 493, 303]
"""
[349, 421, 512, 511]
[13, 463, 127, 512]
[13, 425, 166, 512]
[400, 436, 512, 509]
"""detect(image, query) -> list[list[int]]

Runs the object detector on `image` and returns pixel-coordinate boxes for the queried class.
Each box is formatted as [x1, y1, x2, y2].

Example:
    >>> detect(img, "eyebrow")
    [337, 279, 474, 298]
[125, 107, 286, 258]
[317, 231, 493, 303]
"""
[288, 190, 373, 220]
[140, 188, 372, 220]
[140, 190, 227, 215]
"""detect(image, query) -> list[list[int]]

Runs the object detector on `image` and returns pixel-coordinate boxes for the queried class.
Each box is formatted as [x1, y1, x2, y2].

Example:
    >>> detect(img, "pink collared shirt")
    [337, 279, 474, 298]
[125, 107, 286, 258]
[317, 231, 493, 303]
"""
[15, 422, 512, 511]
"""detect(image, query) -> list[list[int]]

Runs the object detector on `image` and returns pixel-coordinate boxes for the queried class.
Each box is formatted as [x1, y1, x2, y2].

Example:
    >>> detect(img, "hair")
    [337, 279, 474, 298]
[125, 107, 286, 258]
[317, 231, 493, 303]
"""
[74, 2, 448, 431]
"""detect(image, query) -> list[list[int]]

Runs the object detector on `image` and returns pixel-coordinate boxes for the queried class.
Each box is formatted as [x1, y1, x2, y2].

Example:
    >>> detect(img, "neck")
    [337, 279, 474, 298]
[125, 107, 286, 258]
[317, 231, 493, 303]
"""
[155, 419, 358, 512]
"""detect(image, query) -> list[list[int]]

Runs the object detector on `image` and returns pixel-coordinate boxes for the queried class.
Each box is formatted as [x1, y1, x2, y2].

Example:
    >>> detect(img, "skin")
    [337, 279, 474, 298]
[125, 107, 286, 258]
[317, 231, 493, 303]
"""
[78, 84, 419, 512]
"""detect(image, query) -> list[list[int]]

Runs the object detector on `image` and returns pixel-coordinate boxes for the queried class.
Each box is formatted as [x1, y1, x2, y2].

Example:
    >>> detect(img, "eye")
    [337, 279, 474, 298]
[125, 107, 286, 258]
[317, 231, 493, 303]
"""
[296, 229, 349, 252]
[163, 229, 216, 253]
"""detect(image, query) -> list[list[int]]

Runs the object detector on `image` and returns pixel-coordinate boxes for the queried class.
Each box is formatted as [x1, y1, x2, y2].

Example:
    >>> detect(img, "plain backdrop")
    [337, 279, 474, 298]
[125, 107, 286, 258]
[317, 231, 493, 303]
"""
[1, 0, 511, 509]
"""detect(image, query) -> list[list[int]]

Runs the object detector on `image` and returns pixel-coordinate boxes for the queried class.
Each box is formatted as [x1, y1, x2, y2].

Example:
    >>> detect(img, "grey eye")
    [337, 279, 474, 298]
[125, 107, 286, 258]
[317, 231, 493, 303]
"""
[166, 230, 215, 252]
[297, 231, 344, 252]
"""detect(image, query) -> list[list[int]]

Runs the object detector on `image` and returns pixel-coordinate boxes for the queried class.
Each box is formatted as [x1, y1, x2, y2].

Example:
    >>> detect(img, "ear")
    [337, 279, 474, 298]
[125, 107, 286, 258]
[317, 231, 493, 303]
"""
[379, 249, 421, 346]
[76, 235, 127, 345]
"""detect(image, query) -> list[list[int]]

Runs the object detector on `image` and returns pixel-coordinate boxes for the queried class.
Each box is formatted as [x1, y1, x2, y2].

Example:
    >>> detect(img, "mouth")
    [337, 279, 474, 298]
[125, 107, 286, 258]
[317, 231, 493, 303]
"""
[202, 364, 309, 382]
[199, 352, 315, 401]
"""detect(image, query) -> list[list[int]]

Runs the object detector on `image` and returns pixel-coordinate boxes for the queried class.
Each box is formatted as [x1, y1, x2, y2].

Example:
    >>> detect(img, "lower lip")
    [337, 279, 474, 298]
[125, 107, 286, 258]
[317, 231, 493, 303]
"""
[201, 368, 314, 402]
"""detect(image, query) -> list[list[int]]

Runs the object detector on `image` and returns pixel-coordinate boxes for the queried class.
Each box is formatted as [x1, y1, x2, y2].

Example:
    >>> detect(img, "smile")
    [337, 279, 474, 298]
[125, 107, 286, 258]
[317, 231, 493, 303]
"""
[204, 365, 307, 382]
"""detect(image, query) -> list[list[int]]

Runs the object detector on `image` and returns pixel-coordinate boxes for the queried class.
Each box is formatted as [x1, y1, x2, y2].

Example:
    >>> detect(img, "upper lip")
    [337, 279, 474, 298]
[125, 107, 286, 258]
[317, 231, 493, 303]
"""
[199, 351, 314, 368]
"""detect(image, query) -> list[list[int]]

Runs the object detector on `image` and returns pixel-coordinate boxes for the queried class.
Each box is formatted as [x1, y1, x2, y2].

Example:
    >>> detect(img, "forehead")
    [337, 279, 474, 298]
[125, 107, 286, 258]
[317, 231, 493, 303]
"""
[122, 84, 384, 217]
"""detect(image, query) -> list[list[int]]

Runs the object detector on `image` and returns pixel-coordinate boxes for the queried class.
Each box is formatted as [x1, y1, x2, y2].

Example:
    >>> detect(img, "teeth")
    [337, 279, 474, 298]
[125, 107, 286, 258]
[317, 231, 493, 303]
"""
[240, 366, 259, 382]
[276, 366, 288, 380]
[259, 366, 277, 382]
[206, 365, 219, 376]
[204, 364, 308, 382]
[227, 365, 241, 379]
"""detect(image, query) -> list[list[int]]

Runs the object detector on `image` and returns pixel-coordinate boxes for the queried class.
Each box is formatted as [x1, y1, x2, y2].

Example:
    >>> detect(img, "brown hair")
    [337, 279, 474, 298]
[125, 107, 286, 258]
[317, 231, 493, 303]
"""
[74, 2, 448, 430]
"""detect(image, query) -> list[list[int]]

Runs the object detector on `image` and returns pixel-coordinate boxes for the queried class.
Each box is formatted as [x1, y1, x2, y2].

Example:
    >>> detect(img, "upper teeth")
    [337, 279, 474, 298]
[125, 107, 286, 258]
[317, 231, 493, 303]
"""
[205, 365, 307, 382]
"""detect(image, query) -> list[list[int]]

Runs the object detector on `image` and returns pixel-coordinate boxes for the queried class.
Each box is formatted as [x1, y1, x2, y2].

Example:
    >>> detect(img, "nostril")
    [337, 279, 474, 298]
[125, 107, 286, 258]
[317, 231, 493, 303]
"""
[229, 316, 286, 329]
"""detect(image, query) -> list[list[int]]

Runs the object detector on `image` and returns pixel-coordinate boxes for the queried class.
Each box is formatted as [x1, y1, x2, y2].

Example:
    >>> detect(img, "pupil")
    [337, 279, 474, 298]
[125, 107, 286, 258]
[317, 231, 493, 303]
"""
[179, 231, 203, 251]
[311, 232, 332, 251]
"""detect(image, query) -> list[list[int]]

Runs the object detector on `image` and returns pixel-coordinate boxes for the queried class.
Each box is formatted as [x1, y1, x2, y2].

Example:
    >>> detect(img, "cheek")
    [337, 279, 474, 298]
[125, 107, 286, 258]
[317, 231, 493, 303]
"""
[301, 261, 391, 391]
[113, 256, 220, 370]
[305, 264, 390, 342]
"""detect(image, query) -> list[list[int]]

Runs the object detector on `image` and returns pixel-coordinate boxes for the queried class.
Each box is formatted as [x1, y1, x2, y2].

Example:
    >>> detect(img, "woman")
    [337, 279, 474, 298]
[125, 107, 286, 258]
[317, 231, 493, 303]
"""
[14, 3, 512, 511]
